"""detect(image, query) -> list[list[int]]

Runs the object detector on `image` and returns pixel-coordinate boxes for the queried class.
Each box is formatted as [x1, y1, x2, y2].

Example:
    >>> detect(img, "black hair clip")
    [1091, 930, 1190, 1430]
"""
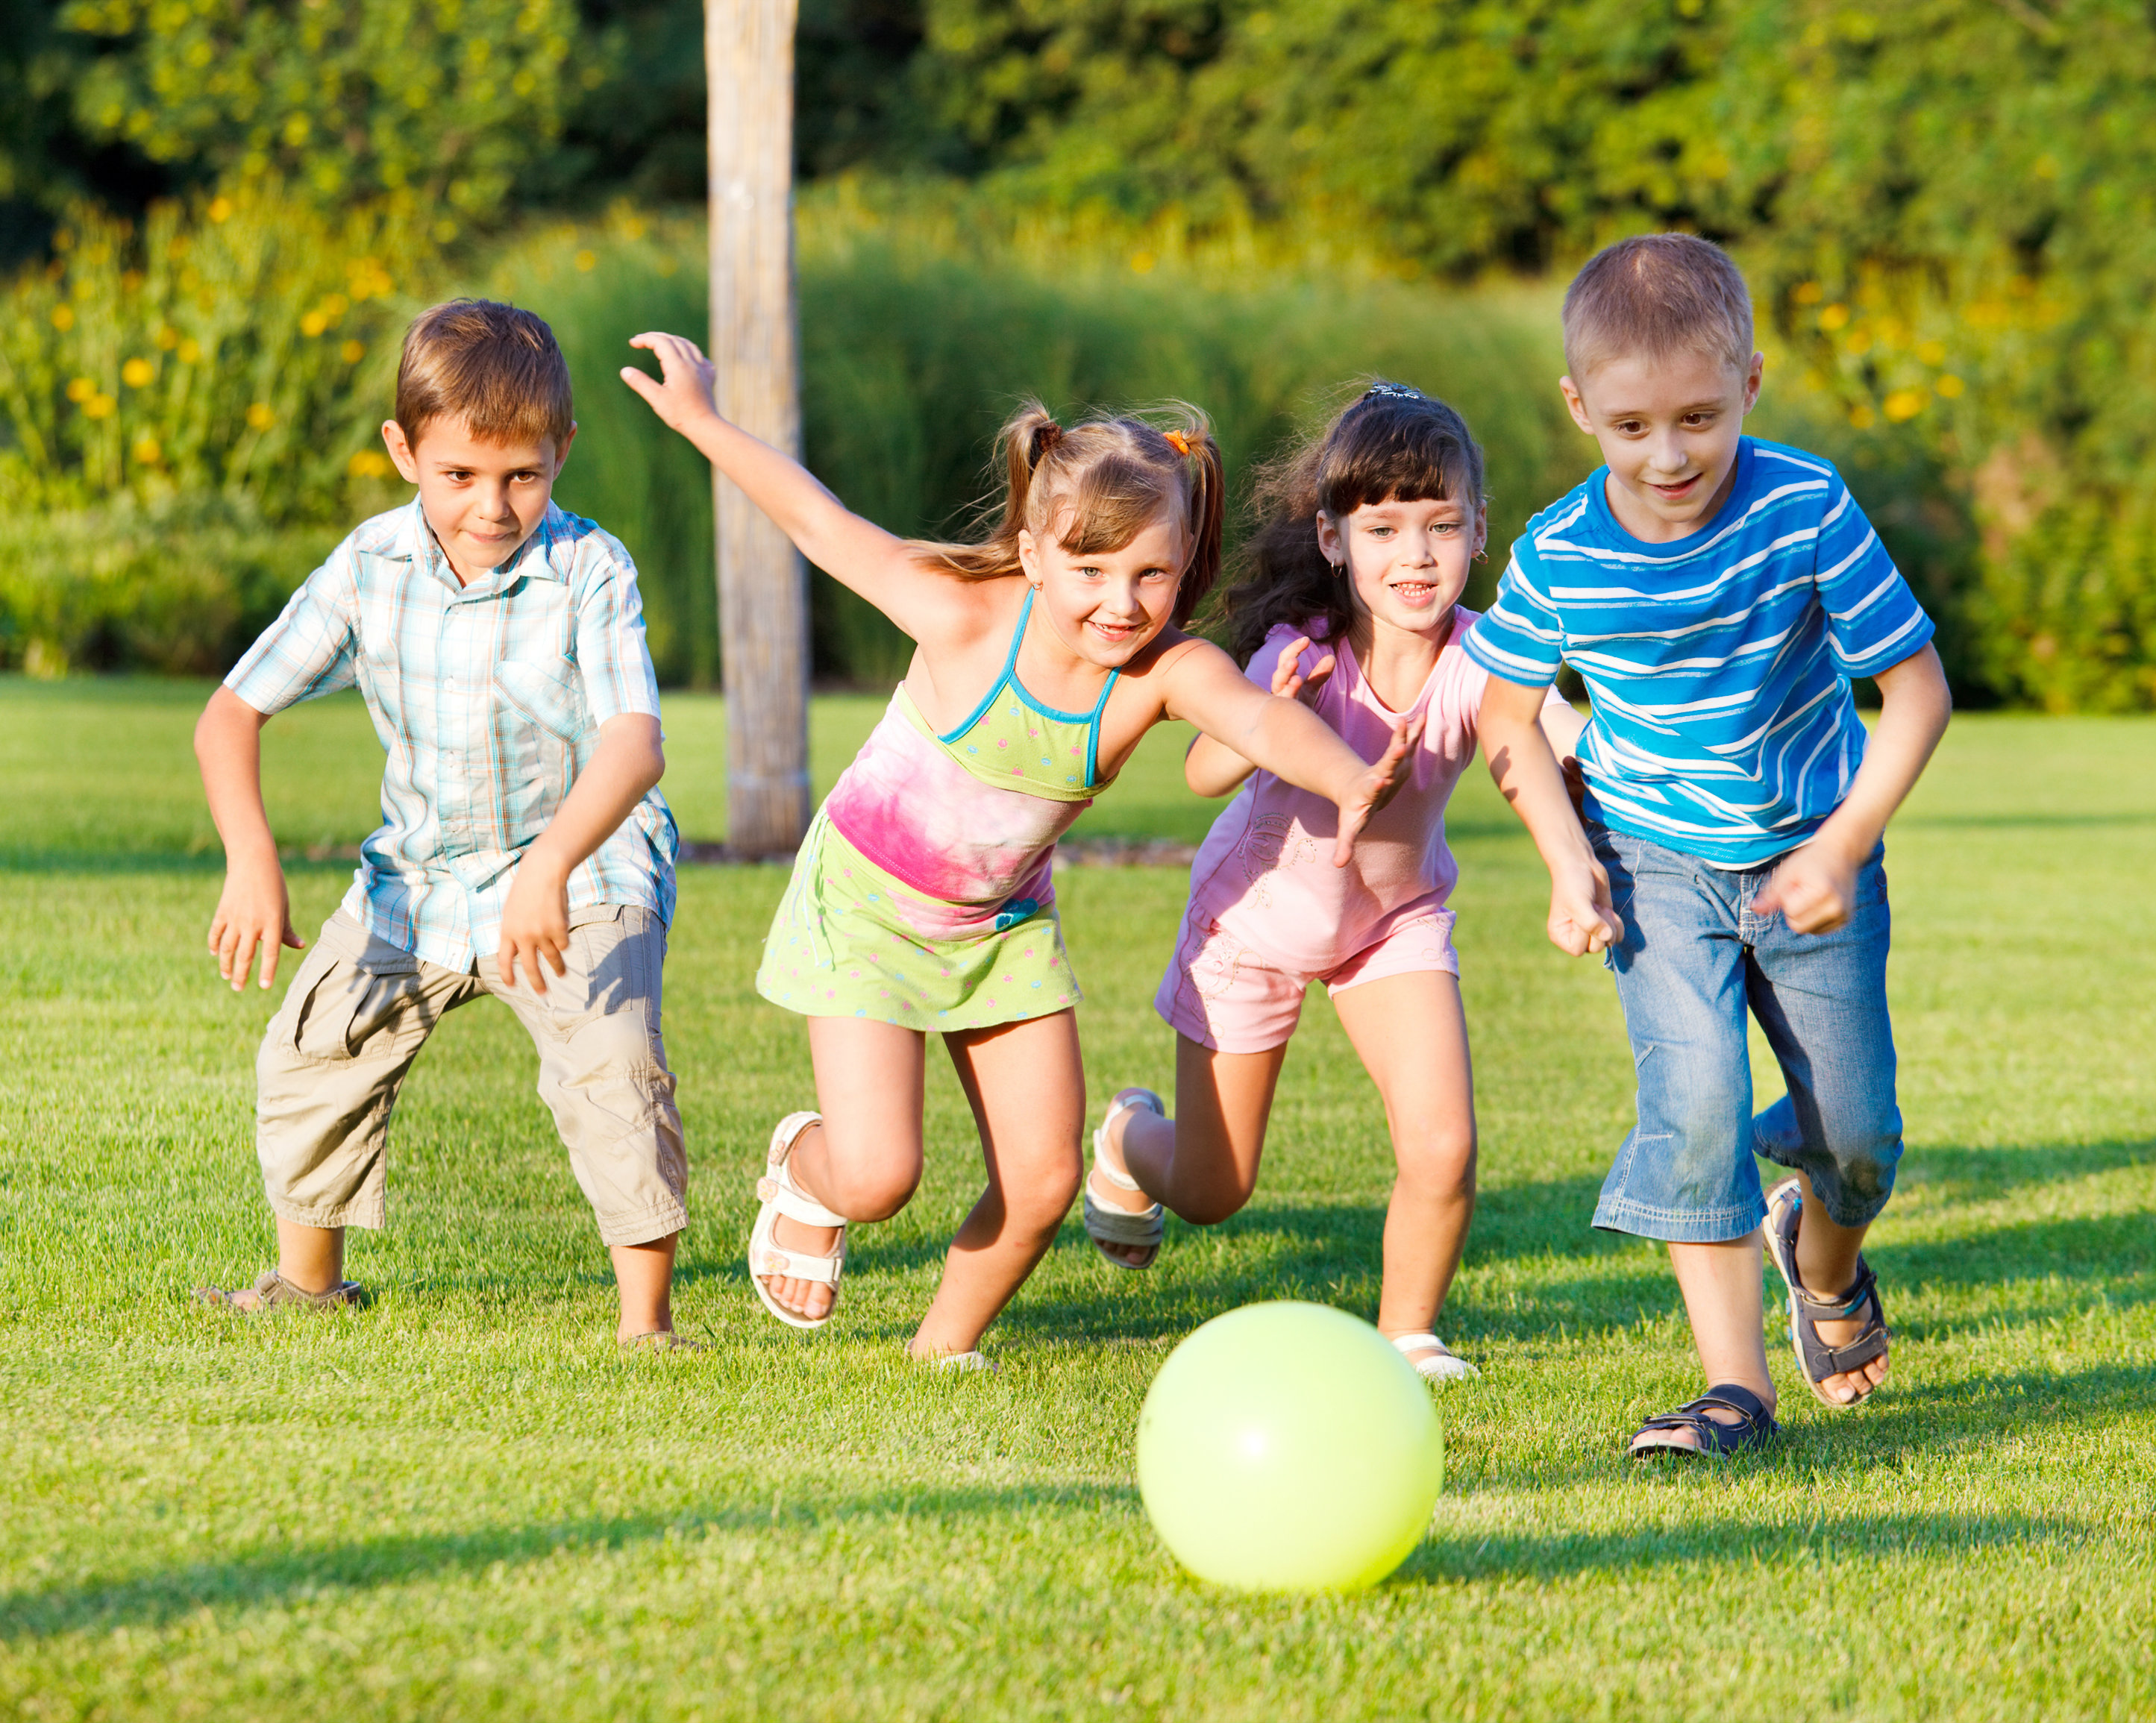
[1361, 382, 1426, 402]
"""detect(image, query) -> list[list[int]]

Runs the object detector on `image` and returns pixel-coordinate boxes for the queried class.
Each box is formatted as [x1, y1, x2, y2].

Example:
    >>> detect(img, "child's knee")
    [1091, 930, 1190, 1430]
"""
[824, 1159, 921, 1223]
[1394, 1127, 1476, 1197]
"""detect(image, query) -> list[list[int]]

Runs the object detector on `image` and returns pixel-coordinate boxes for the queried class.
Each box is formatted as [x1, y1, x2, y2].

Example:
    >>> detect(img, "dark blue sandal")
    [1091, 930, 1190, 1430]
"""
[1629, 1382, 1780, 1459]
[1764, 1178, 1890, 1407]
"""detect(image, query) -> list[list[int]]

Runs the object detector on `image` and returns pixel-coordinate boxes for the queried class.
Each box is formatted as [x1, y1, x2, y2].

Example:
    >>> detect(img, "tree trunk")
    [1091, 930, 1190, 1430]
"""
[706, 0, 811, 857]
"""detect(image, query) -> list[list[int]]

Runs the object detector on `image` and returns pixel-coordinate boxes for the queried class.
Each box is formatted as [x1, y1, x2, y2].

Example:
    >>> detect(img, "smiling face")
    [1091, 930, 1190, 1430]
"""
[1016, 507, 1190, 668]
[1561, 345, 1763, 544]
[381, 413, 577, 585]
[1317, 493, 1485, 647]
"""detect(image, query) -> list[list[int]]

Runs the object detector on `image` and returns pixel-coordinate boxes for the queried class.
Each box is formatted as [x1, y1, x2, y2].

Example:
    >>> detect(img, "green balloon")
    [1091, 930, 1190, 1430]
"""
[1136, 1301, 1446, 1592]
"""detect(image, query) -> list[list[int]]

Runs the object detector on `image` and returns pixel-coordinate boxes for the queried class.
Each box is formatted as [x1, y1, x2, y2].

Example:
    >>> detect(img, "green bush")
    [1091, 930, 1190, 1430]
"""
[0, 493, 336, 676]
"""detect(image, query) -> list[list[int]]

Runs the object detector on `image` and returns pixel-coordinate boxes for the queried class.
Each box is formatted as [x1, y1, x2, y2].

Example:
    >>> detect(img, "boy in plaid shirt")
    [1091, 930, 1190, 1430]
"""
[192, 300, 691, 1346]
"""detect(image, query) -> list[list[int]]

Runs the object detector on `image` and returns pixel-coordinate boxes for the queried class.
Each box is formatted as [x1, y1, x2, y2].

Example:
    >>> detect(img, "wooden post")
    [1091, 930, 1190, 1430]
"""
[706, 0, 812, 857]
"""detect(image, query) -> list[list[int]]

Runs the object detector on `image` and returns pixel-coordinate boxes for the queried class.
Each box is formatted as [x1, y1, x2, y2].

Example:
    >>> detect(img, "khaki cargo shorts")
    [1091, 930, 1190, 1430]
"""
[257, 906, 687, 1246]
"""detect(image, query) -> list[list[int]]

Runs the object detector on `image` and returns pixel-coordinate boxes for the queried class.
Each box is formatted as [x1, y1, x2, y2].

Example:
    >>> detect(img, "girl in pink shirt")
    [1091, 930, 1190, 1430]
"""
[1086, 385, 1583, 1381]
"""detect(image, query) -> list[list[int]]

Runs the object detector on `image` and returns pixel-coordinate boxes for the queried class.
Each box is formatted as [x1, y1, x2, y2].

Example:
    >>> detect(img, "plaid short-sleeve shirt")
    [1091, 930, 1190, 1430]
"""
[226, 498, 679, 970]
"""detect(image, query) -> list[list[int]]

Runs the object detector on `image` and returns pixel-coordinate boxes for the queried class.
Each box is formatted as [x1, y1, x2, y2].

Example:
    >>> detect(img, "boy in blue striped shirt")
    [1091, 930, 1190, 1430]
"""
[1474, 236, 1952, 1457]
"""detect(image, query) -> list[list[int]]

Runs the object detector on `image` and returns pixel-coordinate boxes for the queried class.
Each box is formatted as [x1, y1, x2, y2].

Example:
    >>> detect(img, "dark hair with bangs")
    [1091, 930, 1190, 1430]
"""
[1214, 383, 1485, 665]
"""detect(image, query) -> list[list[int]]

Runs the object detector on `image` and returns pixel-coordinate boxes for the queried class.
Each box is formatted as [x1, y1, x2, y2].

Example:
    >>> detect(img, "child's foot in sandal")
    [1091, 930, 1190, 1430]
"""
[193, 1269, 366, 1312]
[1386, 1330, 1480, 1384]
[1085, 1088, 1167, 1269]
[1628, 1382, 1779, 1458]
[750, 1111, 848, 1328]
[1764, 1178, 1890, 1407]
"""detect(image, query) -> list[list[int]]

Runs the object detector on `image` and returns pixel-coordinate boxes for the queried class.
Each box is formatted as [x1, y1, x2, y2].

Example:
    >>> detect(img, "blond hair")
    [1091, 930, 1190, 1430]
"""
[394, 298, 574, 449]
[915, 401, 1226, 626]
[1562, 234, 1755, 380]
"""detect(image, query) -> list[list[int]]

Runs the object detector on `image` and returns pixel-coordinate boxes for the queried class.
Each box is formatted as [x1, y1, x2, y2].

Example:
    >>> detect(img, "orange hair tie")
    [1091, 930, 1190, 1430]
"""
[1165, 430, 1193, 458]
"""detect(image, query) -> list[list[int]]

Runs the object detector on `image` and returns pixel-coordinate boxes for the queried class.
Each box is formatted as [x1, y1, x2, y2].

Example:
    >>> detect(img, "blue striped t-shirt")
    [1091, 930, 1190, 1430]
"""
[1465, 437, 1934, 867]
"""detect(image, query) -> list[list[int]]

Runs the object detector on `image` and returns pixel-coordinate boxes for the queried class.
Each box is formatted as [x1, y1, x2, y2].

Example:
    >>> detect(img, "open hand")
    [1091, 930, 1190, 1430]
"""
[1549, 856, 1623, 955]
[1269, 635, 1336, 706]
[1750, 841, 1858, 935]
[207, 856, 304, 991]
[1330, 716, 1423, 866]
[621, 332, 721, 435]
[498, 856, 571, 994]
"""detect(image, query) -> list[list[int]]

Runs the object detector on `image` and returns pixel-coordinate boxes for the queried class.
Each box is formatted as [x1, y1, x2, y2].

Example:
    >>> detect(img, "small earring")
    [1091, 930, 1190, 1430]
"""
[1473, 548, 1488, 562]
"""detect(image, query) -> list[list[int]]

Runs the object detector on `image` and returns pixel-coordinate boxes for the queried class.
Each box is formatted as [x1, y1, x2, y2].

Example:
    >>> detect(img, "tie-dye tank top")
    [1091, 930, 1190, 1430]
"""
[822, 587, 1117, 926]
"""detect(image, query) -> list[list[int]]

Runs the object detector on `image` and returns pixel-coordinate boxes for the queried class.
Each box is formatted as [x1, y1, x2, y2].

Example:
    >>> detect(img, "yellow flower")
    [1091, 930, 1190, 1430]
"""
[341, 339, 366, 364]
[50, 304, 75, 331]
[207, 196, 234, 224]
[1792, 281, 1824, 306]
[1937, 374, 1966, 399]
[347, 448, 395, 479]
[1916, 339, 1947, 366]
[131, 436, 163, 465]
[177, 338, 203, 365]
[1818, 304, 1850, 332]
[245, 402, 276, 430]
[155, 325, 180, 350]
[66, 377, 95, 403]
[300, 310, 329, 337]
[574, 248, 598, 272]
[84, 393, 117, 419]
[121, 357, 155, 389]
[1848, 404, 1876, 430]
[1882, 389, 1927, 423]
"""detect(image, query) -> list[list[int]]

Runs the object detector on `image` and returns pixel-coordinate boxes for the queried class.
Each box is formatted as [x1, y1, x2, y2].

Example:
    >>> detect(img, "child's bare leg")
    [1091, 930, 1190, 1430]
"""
[1093, 1035, 1288, 1263]
[1633, 1235, 1778, 1454]
[761, 1017, 928, 1322]
[1331, 973, 1476, 1360]
[277, 1217, 345, 1293]
[1784, 1169, 1890, 1404]
[611, 1233, 680, 1341]
[909, 1011, 1087, 1358]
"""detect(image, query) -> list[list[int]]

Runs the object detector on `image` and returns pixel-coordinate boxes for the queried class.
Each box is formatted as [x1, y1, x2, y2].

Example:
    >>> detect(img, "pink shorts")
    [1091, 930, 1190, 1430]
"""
[1153, 906, 1460, 1055]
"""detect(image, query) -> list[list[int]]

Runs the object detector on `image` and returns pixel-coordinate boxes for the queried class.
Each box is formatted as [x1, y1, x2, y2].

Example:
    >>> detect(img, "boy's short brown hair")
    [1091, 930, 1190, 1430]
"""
[1563, 234, 1755, 381]
[394, 298, 574, 449]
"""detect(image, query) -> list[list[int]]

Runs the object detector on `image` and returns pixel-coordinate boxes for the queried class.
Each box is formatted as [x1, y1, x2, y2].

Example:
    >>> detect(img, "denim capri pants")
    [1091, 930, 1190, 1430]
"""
[1589, 823, 1904, 1244]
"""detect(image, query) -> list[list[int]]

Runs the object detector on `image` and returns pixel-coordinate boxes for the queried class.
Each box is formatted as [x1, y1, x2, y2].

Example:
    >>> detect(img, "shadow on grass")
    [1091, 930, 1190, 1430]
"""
[0, 1481, 1138, 1644]
[1394, 1504, 2087, 1587]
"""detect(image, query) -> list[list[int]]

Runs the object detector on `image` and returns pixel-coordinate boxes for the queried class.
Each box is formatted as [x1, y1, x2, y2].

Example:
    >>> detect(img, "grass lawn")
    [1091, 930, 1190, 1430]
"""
[2, 675, 2152, 1722]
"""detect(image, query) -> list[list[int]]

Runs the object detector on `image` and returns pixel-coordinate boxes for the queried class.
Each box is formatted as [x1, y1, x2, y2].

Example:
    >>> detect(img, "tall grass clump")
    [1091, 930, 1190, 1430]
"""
[488, 205, 1591, 685]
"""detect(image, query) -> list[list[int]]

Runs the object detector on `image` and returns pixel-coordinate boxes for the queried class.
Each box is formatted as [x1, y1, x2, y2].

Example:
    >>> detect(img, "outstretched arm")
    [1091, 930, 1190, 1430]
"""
[1751, 642, 1950, 932]
[496, 715, 666, 994]
[1184, 634, 1335, 797]
[620, 333, 959, 641]
[1163, 640, 1414, 866]
[1481, 676, 1622, 955]
[196, 686, 302, 991]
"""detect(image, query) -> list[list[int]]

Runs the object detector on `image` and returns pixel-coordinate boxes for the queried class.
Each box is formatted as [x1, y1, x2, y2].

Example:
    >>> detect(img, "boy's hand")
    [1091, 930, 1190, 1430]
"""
[1751, 840, 1859, 935]
[1270, 635, 1336, 706]
[620, 333, 721, 436]
[1548, 856, 1623, 956]
[498, 855, 572, 994]
[1330, 717, 1422, 867]
[207, 854, 304, 991]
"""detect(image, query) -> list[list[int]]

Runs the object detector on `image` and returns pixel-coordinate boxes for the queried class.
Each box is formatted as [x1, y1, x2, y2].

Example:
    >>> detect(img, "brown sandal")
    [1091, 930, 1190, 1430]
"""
[192, 1269, 366, 1312]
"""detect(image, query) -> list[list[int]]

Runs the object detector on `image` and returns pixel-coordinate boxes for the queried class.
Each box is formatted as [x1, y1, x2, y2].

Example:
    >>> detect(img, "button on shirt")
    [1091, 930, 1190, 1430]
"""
[1465, 438, 1934, 868]
[225, 498, 679, 970]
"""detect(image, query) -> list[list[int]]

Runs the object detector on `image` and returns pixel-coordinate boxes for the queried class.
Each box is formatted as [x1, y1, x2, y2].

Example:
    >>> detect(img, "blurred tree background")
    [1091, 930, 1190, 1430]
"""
[3, 0, 2152, 708]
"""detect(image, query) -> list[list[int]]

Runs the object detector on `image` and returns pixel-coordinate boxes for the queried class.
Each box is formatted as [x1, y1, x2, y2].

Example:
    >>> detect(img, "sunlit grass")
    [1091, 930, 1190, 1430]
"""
[2, 677, 2152, 1720]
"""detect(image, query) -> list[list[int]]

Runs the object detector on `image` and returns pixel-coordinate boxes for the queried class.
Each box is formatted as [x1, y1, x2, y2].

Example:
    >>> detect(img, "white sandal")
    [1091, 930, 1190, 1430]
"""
[1389, 1331, 1480, 1384]
[748, 1111, 848, 1331]
[1083, 1088, 1168, 1270]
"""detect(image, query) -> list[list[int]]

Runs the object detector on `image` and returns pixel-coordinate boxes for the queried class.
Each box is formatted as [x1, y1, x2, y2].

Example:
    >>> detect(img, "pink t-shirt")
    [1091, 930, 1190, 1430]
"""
[1184, 610, 1523, 978]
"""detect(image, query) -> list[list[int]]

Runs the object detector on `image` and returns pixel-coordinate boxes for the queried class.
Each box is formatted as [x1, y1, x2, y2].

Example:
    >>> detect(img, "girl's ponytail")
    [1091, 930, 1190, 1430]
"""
[1165, 418, 1226, 625]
